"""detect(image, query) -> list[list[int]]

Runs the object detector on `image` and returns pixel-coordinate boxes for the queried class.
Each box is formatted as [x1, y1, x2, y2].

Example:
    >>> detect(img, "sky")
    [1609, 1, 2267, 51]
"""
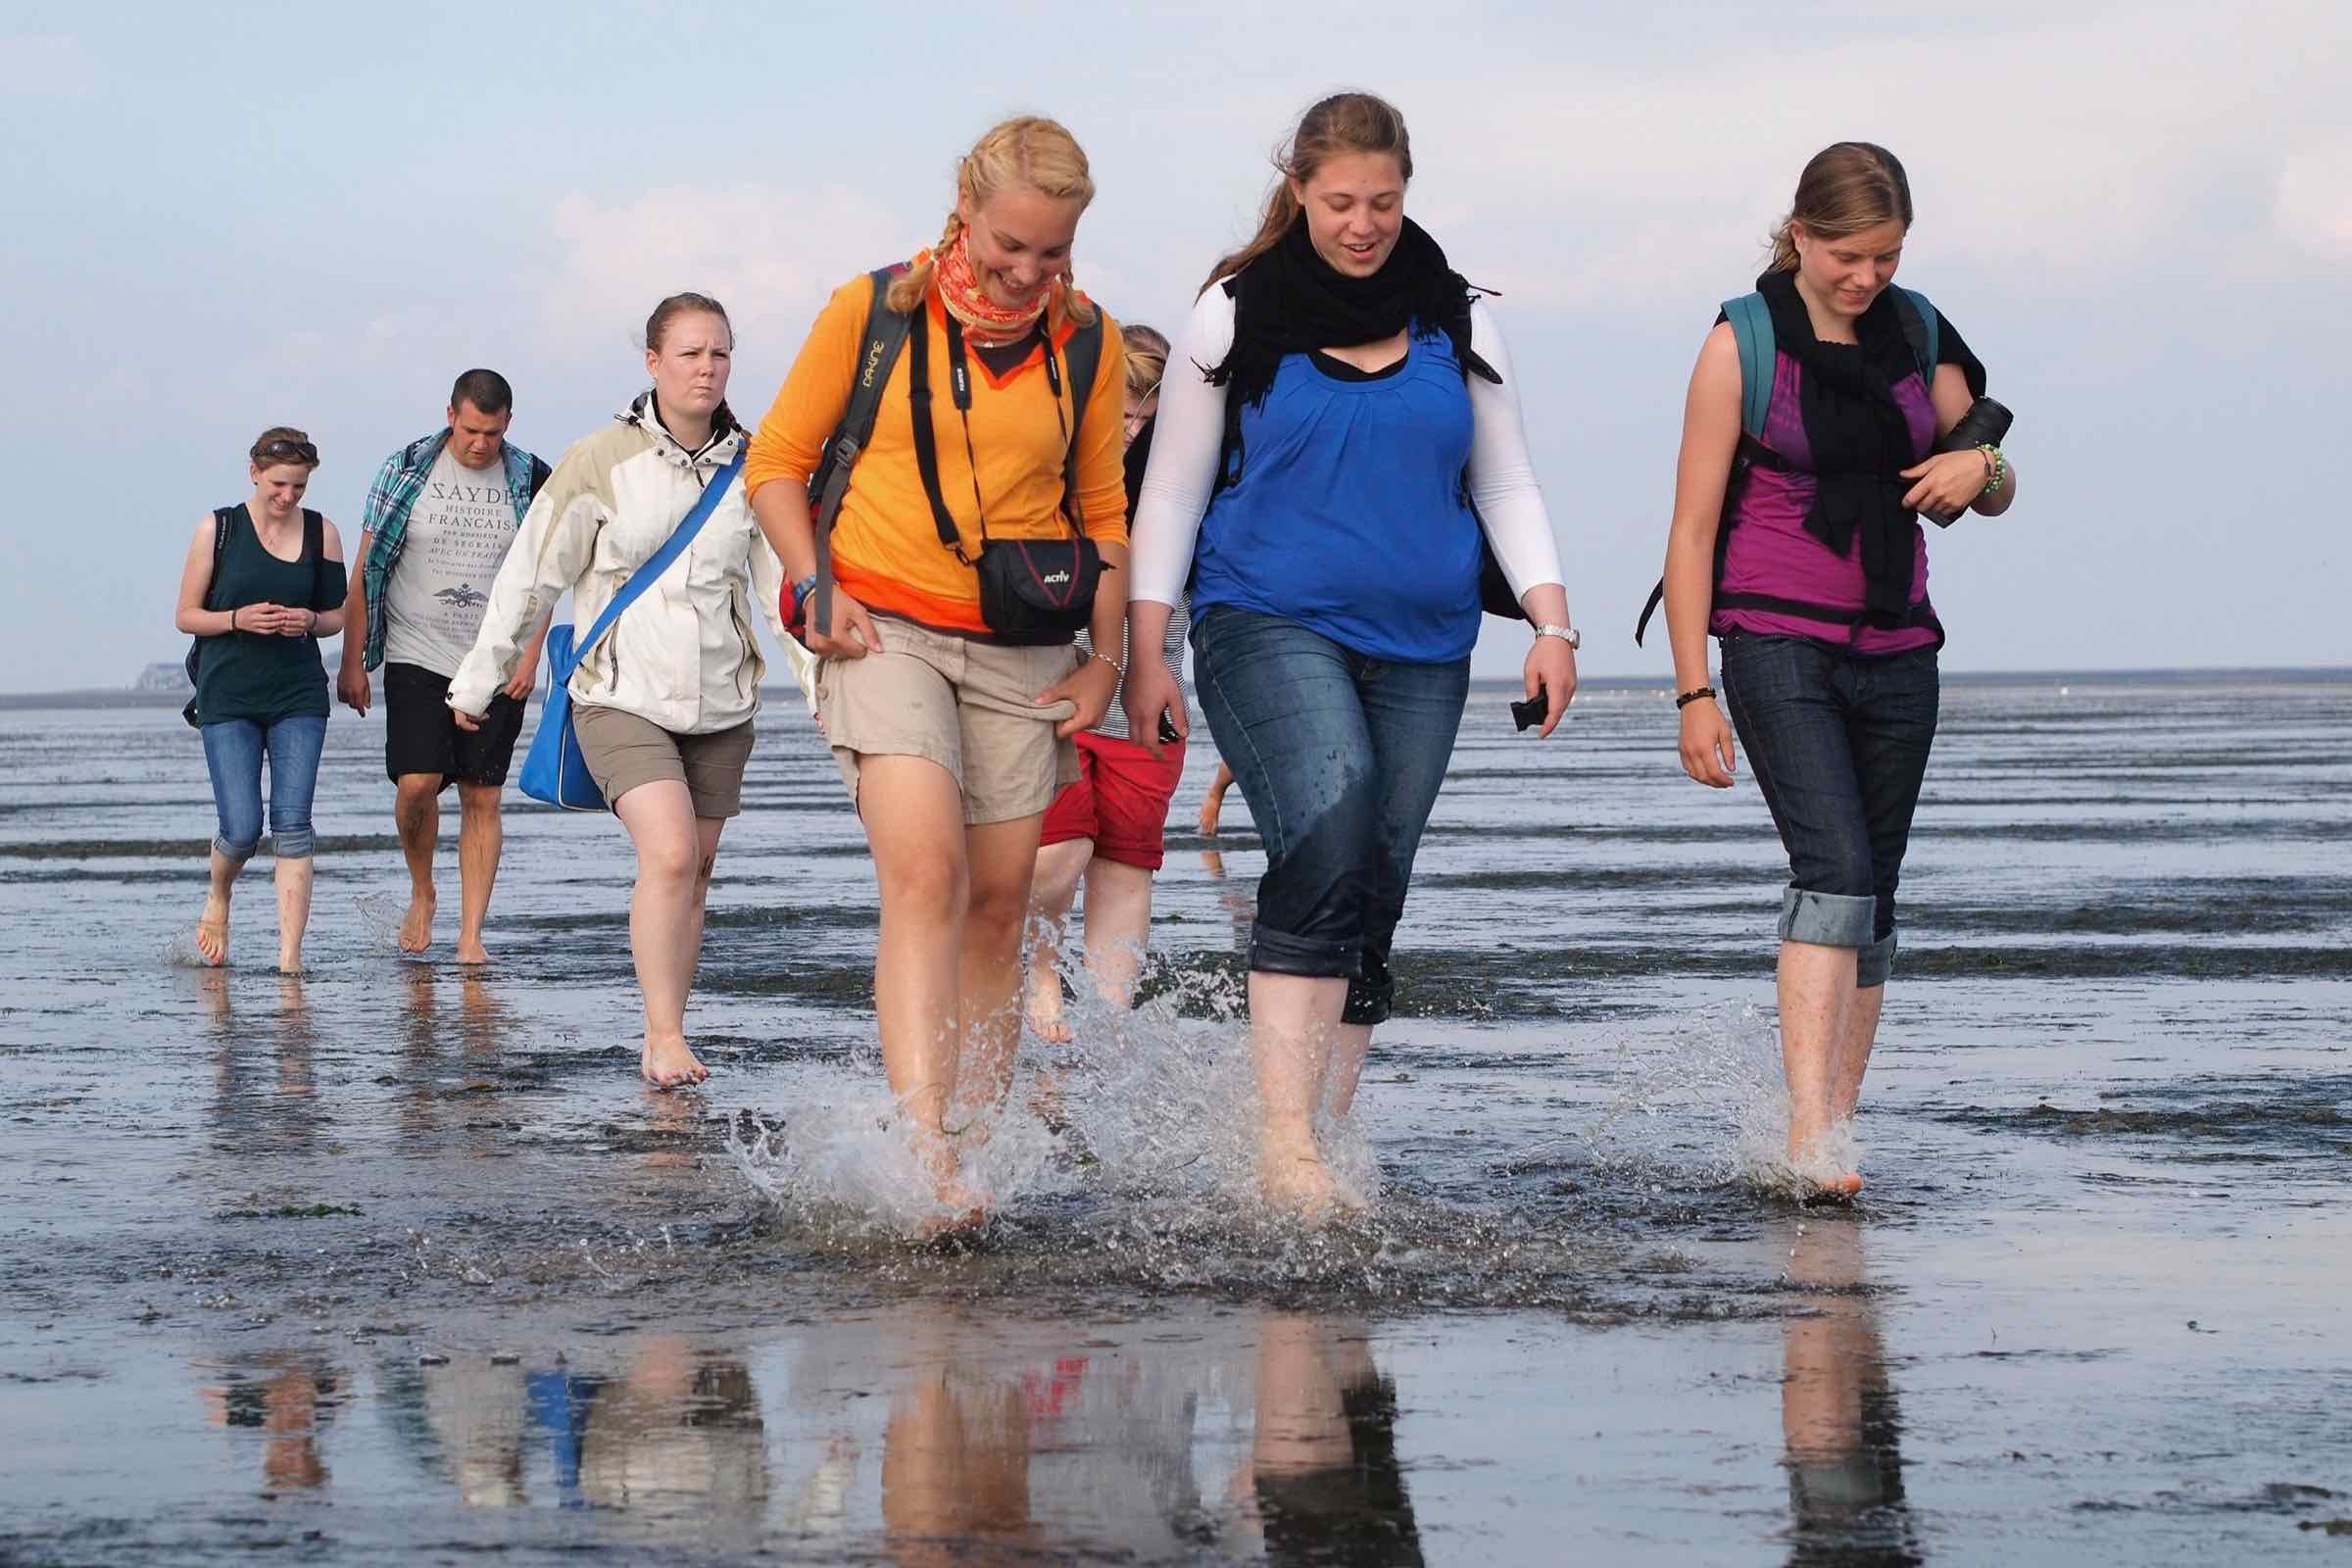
[5, 0, 2347, 692]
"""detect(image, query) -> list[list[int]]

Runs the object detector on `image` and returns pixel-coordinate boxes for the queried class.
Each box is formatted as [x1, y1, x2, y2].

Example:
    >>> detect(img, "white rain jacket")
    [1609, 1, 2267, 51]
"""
[449, 393, 814, 733]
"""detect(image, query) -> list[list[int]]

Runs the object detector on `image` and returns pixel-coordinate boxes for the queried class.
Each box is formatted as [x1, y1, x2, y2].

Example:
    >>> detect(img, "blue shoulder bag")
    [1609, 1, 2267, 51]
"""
[518, 452, 744, 811]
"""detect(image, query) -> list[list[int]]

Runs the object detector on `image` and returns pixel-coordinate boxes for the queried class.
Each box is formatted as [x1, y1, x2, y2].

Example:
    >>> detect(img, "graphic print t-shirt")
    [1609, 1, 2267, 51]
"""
[382, 446, 521, 676]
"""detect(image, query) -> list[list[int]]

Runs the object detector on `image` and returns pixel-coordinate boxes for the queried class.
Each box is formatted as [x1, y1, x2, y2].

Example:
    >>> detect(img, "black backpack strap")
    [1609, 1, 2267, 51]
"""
[1057, 315, 1103, 535]
[303, 509, 325, 618]
[526, 455, 552, 503]
[905, 294, 968, 560]
[807, 266, 916, 637]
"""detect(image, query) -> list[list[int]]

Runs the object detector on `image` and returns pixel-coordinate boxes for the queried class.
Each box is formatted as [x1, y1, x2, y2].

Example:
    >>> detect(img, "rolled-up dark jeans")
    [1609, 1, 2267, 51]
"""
[1191, 605, 1469, 1026]
[1719, 632, 1938, 988]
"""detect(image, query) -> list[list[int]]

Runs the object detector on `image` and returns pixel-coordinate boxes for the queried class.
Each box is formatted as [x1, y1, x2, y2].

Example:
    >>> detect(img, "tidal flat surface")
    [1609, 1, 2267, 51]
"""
[2, 672, 2348, 1565]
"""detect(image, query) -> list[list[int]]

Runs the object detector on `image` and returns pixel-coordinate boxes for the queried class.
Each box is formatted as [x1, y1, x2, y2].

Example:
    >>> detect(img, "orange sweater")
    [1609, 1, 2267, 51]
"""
[745, 270, 1127, 635]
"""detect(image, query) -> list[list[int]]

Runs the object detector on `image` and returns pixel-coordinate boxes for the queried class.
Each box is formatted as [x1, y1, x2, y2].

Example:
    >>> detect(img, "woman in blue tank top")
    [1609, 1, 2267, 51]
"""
[172, 427, 350, 972]
[1125, 92, 1578, 1219]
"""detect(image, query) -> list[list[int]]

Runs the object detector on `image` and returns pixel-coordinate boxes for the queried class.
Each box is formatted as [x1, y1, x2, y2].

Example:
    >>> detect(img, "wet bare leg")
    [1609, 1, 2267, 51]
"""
[1024, 838, 1091, 1044]
[613, 781, 710, 1089]
[195, 849, 240, 965]
[453, 781, 501, 965]
[394, 773, 441, 954]
[273, 854, 314, 974]
[955, 812, 1047, 1121]
[1326, 1022, 1372, 1121]
[1079, 858, 1154, 1007]
[1250, 971, 1348, 1217]
[862, 757, 986, 1219]
[1832, 983, 1885, 1123]
[1779, 939, 1862, 1195]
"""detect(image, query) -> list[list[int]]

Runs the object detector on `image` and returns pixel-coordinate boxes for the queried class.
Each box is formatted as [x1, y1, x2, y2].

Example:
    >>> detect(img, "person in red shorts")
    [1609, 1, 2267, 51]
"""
[1026, 325, 1183, 1042]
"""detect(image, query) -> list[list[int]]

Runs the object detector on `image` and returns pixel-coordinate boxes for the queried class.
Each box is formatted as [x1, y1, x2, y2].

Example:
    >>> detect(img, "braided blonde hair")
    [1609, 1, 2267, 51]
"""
[889, 115, 1099, 327]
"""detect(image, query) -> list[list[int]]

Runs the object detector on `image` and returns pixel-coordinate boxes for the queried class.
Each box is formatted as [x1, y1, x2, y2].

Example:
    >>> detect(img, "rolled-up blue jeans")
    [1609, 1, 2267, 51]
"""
[1719, 633, 1937, 987]
[1191, 605, 1469, 1026]
[200, 713, 327, 861]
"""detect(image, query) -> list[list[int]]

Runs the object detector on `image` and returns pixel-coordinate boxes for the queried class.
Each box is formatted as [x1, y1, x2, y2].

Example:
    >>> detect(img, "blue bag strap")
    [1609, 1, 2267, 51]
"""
[1893, 286, 1938, 386]
[557, 450, 743, 682]
[1722, 293, 1774, 441]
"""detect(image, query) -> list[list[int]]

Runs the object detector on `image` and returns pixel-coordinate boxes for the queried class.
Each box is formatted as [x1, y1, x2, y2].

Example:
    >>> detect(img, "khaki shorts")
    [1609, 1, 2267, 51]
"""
[571, 704, 755, 819]
[815, 618, 1080, 825]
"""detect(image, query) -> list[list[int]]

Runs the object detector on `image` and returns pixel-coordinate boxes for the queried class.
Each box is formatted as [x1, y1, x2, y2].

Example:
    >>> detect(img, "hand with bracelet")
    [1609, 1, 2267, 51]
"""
[1677, 680, 1739, 788]
[1519, 584, 1581, 739]
[1036, 647, 1122, 739]
[1898, 442, 2006, 518]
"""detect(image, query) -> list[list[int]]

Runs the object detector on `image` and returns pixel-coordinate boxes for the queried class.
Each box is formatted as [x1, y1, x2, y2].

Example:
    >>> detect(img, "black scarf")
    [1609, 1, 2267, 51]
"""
[1756, 270, 1922, 627]
[1209, 216, 1496, 426]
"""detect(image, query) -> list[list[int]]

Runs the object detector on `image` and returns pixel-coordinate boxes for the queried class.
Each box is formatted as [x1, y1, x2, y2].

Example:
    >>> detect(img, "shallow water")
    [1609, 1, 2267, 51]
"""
[2, 672, 2349, 1564]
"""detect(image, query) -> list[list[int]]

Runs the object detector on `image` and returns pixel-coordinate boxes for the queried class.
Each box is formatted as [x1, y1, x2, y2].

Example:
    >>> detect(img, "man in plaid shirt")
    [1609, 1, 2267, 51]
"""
[336, 369, 551, 962]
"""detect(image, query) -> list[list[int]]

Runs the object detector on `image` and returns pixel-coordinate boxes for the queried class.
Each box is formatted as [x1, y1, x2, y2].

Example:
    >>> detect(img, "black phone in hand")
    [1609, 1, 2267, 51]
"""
[1511, 693, 1548, 732]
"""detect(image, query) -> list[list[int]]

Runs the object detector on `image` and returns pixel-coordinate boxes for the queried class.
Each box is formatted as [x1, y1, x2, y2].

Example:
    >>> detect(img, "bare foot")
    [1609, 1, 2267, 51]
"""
[640, 1035, 709, 1090]
[1025, 969, 1072, 1045]
[1788, 1129, 1864, 1199]
[908, 1125, 990, 1235]
[399, 890, 436, 955]
[1259, 1146, 1345, 1221]
[453, 936, 490, 966]
[195, 893, 229, 966]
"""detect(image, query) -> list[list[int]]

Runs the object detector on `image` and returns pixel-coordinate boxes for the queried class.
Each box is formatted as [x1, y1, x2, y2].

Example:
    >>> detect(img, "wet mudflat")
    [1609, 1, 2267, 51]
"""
[2, 671, 2348, 1565]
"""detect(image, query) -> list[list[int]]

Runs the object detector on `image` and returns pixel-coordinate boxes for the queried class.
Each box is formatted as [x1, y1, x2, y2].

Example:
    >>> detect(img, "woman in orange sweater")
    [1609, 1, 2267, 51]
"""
[746, 116, 1128, 1228]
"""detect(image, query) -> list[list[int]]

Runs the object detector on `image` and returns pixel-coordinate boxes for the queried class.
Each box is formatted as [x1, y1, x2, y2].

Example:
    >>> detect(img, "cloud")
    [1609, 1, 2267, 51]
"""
[1381, 2, 2352, 316]
[2277, 134, 2352, 261]
[542, 183, 911, 360]
[0, 32, 90, 96]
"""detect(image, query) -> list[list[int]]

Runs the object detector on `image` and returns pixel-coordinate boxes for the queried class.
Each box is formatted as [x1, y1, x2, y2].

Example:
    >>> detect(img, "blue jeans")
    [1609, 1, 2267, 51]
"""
[1191, 605, 1469, 1025]
[200, 714, 327, 861]
[1719, 634, 1937, 987]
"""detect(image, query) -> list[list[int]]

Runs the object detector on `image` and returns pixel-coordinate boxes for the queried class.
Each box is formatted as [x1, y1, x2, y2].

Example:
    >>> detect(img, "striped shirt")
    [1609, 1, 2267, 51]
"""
[1077, 594, 1189, 742]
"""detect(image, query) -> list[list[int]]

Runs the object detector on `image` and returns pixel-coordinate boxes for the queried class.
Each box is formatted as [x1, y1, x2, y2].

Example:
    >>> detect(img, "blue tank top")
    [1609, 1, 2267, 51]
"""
[1193, 327, 1480, 662]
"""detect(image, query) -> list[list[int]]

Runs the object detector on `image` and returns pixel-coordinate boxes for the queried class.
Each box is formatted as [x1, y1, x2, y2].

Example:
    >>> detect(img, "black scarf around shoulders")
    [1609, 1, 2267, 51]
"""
[1209, 216, 1497, 434]
[1755, 270, 1923, 626]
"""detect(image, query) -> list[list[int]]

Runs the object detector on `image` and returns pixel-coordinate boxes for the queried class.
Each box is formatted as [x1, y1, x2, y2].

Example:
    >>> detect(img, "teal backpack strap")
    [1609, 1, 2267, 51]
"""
[1893, 286, 1939, 386]
[806, 265, 915, 637]
[1722, 293, 1774, 441]
[1055, 314, 1105, 531]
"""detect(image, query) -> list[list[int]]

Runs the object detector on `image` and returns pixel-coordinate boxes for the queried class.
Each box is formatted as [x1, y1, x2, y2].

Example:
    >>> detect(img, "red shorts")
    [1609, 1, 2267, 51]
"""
[1039, 731, 1186, 868]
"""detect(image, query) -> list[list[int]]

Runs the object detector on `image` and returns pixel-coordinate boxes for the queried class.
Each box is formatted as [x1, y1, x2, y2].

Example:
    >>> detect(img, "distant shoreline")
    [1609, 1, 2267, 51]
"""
[7, 665, 2345, 711]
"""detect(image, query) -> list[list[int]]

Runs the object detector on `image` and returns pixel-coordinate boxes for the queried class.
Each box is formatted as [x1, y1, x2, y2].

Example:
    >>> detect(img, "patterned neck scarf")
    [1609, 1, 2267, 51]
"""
[934, 229, 1054, 345]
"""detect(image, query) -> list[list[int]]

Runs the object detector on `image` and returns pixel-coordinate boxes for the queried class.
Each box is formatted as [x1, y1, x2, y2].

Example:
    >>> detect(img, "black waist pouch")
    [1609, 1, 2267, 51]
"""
[975, 535, 1102, 645]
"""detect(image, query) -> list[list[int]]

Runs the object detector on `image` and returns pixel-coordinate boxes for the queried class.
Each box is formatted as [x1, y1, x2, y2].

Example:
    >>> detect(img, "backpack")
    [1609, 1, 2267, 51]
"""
[1633, 287, 1938, 646]
[803, 266, 1103, 639]
[182, 506, 324, 727]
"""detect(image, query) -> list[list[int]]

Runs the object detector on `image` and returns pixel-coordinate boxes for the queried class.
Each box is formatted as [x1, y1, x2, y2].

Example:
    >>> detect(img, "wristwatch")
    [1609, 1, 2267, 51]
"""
[1533, 623, 1581, 650]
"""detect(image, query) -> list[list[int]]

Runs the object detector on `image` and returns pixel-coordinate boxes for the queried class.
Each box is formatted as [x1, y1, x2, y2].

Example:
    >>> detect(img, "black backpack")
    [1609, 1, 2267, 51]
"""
[803, 266, 1102, 638]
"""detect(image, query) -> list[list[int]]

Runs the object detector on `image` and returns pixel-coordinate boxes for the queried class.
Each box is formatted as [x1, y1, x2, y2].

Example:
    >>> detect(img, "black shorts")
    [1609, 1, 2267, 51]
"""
[383, 662, 526, 790]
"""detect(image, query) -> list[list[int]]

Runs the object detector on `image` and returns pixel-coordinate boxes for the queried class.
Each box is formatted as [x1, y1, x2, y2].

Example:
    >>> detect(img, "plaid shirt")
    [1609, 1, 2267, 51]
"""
[358, 430, 547, 670]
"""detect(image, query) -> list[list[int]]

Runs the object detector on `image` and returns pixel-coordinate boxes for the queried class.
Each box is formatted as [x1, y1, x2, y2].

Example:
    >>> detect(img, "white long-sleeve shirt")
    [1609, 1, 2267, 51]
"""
[1127, 286, 1565, 610]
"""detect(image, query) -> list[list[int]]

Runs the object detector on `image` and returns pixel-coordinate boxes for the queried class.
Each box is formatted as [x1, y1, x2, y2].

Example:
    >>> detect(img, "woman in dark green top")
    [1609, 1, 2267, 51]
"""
[173, 427, 349, 971]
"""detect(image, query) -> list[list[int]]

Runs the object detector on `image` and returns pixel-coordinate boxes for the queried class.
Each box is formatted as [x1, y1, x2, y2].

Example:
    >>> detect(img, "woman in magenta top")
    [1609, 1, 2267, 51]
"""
[1657, 142, 2019, 1197]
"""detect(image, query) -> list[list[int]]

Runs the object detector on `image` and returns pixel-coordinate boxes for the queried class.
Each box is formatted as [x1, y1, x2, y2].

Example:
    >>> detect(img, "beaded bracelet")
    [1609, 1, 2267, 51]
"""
[1976, 444, 2007, 497]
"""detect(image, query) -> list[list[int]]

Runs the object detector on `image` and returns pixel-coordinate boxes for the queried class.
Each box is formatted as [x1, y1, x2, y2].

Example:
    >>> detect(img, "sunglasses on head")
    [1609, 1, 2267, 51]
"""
[255, 439, 318, 464]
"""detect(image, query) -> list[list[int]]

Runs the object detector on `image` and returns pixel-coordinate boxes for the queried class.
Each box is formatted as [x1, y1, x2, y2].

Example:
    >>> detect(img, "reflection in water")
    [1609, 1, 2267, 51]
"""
[383, 1341, 769, 1514]
[1781, 1218, 1921, 1567]
[1244, 1315, 1424, 1567]
[332, 1306, 1427, 1560]
[205, 975, 327, 1152]
[194, 1350, 346, 1493]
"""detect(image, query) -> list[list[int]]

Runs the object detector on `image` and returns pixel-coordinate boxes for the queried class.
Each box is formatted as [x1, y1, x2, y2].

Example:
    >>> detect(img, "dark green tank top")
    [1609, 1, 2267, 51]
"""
[192, 506, 347, 726]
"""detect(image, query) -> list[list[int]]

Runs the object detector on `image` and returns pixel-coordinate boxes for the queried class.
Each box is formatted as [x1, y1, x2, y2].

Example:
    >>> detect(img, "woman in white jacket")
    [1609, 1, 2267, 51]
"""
[450, 293, 811, 1088]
